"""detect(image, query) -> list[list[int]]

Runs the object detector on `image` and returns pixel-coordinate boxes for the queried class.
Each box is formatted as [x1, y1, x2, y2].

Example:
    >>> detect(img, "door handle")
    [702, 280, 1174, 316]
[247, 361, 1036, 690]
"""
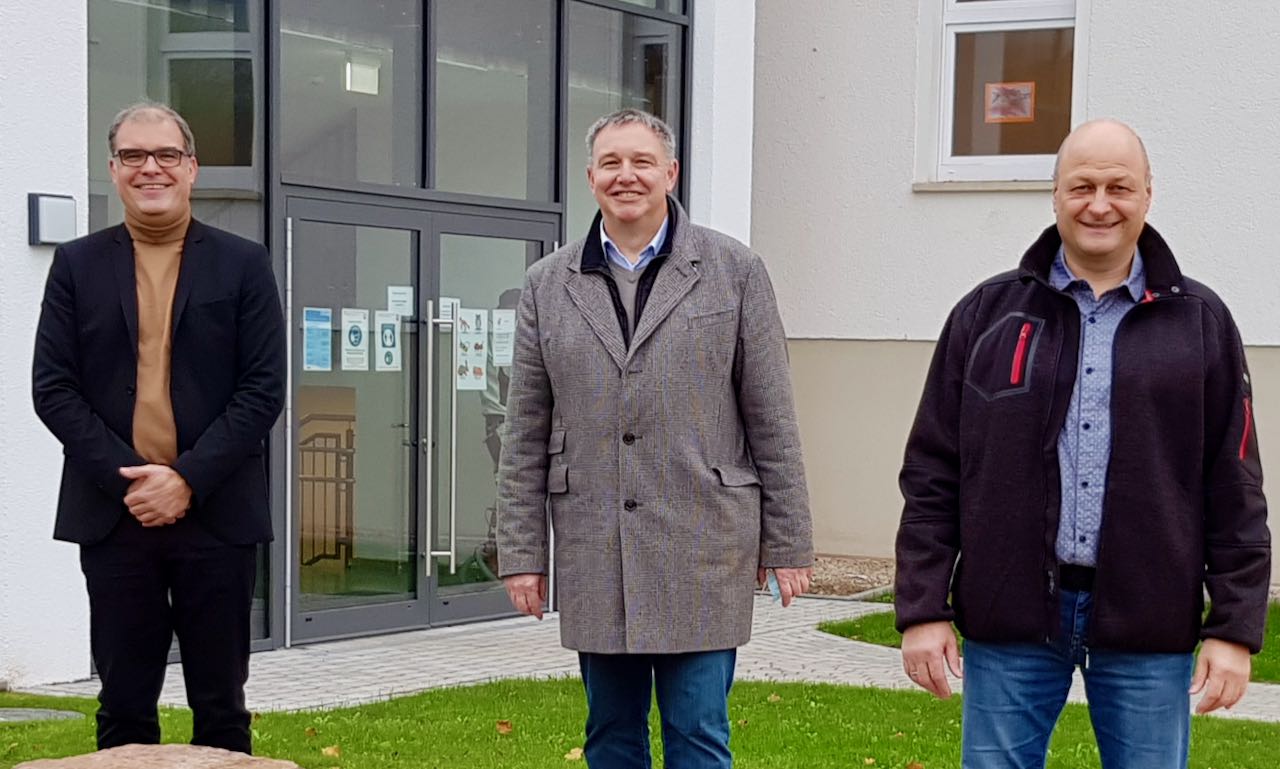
[424, 299, 458, 575]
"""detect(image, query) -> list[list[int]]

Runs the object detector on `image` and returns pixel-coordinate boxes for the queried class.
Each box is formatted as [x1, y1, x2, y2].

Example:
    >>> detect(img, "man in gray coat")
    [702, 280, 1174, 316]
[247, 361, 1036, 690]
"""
[497, 108, 813, 769]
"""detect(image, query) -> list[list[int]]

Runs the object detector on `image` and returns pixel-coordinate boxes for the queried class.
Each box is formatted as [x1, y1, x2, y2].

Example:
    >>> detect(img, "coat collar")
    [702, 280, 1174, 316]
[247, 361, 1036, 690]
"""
[1018, 222, 1185, 296]
[564, 197, 702, 370]
[111, 218, 208, 347]
[571, 196, 699, 276]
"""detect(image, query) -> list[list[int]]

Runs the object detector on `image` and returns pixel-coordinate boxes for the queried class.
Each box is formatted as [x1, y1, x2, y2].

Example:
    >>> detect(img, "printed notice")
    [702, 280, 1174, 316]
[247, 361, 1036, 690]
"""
[375, 310, 402, 372]
[341, 308, 369, 371]
[491, 309, 516, 366]
[387, 285, 414, 317]
[455, 308, 488, 391]
[303, 307, 332, 372]
[439, 296, 460, 333]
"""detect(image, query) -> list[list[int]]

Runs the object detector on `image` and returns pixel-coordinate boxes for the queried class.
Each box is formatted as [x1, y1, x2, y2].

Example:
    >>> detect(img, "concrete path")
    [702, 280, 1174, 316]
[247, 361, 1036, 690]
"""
[26, 596, 1280, 723]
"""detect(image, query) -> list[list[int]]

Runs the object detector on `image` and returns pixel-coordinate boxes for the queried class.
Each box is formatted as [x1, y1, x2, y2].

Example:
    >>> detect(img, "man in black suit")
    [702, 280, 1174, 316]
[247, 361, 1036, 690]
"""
[32, 103, 284, 753]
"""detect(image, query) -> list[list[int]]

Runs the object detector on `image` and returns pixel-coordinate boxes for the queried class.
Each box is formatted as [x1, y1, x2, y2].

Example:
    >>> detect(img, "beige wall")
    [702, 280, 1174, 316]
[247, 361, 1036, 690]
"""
[791, 339, 1280, 585]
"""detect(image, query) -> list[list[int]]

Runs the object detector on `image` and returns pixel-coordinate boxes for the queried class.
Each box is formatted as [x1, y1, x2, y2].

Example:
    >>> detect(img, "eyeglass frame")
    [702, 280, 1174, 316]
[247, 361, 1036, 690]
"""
[111, 147, 194, 168]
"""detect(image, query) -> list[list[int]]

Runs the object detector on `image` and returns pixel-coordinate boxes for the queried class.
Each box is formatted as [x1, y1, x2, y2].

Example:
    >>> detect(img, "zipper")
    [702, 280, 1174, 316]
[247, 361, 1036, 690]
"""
[1240, 397, 1253, 460]
[1010, 322, 1033, 385]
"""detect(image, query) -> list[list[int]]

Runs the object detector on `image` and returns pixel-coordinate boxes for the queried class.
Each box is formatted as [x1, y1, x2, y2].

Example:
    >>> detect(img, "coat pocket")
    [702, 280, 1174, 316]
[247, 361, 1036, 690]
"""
[713, 465, 761, 487]
[964, 312, 1045, 401]
[688, 309, 736, 329]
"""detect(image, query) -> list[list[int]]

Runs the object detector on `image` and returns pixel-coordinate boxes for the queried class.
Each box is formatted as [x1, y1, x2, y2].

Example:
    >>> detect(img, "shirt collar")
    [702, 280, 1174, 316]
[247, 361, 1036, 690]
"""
[600, 216, 669, 272]
[1050, 247, 1147, 302]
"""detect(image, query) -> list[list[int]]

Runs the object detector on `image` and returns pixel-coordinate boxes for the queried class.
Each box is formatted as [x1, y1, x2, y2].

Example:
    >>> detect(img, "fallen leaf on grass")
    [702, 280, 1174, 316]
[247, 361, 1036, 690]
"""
[907, 763, 924, 769]
[864, 759, 876, 766]
[737, 719, 749, 726]
[304, 727, 318, 737]
[893, 731, 905, 738]
[767, 693, 782, 703]
[564, 747, 584, 760]
[321, 745, 341, 757]
[496, 719, 514, 734]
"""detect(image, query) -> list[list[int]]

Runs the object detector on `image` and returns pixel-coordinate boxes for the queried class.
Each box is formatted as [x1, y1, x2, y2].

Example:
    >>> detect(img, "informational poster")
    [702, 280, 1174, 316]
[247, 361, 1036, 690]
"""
[491, 309, 516, 366]
[455, 307, 488, 391]
[374, 310, 402, 372]
[341, 308, 369, 371]
[302, 307, 332, 372]
[439, 296, 460, 333]
[387, 285, 414, 317]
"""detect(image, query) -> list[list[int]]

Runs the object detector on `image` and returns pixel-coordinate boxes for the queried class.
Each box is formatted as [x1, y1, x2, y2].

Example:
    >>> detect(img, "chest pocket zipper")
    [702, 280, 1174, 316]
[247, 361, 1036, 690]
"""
[1010, 322, 1033, 385]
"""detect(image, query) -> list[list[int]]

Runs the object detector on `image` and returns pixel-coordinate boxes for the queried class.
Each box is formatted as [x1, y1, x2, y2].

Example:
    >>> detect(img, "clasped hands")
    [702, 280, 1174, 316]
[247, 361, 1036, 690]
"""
[119, 464, 192, 527]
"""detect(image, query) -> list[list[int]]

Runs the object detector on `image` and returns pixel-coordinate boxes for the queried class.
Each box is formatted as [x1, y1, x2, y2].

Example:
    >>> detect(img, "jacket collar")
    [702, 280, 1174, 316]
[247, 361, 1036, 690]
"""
[576, 197, 683, 274]
[111, 218, 207, 347]
[1018, 223, 1185, 296]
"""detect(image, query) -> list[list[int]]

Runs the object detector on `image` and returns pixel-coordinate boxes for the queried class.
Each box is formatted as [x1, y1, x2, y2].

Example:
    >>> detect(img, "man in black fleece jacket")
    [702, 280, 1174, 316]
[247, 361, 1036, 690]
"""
[895, 119, 1270, 769]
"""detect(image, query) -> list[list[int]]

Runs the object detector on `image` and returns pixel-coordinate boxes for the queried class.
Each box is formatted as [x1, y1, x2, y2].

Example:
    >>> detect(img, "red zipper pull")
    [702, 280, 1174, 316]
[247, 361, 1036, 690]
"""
[1011, 322, 1032, 385]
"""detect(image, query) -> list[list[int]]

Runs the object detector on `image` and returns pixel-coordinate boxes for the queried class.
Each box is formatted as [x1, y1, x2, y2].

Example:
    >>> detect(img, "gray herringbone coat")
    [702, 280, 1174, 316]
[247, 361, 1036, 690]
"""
[496, 200, 813, 654]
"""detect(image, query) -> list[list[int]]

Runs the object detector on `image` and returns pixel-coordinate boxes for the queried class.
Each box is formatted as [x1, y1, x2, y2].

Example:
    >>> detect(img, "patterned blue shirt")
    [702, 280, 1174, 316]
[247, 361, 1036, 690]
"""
[1051, 247, 1147, 566]
[601, 216, 669, 273]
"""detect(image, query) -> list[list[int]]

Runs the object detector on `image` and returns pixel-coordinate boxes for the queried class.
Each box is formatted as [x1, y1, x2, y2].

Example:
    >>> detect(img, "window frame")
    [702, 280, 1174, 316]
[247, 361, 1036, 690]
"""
[917, 0, 1090, 184]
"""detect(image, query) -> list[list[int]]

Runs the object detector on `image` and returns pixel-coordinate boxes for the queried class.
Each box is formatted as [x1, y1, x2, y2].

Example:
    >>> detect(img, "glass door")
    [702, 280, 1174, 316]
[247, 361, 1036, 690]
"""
[287, 198, 429, 641]
[426, 214, 557, 624]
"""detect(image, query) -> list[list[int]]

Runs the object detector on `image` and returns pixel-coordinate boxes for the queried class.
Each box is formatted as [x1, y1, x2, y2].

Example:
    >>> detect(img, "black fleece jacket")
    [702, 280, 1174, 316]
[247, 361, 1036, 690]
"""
[895, 223, 1270, 654]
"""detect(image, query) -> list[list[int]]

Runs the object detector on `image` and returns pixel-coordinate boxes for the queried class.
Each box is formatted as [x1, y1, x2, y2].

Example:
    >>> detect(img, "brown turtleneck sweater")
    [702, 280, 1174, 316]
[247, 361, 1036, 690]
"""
[126, 207, 192, 465]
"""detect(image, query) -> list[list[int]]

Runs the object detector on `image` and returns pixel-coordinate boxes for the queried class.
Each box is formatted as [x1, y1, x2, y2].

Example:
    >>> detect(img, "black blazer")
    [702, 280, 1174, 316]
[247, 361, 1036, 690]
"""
[33, 220, 286, 546]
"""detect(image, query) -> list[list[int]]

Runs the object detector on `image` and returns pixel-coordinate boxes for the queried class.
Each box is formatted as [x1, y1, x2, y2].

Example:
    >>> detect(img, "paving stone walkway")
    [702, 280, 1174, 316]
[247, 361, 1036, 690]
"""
[26, 596, 1280, 723]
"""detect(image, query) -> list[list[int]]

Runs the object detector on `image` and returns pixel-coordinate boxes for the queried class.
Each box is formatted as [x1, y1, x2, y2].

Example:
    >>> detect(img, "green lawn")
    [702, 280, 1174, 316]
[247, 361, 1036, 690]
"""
[5, 681, 1280, 768]
[821, 602, 1280, 683]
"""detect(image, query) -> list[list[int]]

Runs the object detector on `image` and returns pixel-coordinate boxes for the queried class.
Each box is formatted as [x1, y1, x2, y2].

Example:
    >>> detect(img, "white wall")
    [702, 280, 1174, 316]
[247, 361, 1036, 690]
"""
[0, 1, 92, 686]
[688, 0, 754, 245]
[753, 1, 1280, 346]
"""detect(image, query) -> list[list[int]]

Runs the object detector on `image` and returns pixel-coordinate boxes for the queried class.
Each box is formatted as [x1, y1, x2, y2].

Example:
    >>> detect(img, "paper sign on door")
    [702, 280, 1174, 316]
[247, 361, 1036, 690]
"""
[375, 310, 402, 372]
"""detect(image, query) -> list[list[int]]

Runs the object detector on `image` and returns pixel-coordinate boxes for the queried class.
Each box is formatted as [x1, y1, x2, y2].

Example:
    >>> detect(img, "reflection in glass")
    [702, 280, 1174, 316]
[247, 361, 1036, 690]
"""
[88, 0, 263, 240]
[612, 0, 685, 12]
[434, 0, 555, 200]
[294, 223, 418, 611]
[567, 2, 684, 238]
[952, 28, 1073, 156]
[280, 0, 420, 187]
[168, 0, 250, 33]
[435, 235, 537, 594]
[169, 59, 254, 166]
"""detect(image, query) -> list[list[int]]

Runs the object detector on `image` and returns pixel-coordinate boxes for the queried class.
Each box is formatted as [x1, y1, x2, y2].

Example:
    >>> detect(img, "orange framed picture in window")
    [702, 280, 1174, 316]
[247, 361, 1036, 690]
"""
[984, 81, 1036, 124]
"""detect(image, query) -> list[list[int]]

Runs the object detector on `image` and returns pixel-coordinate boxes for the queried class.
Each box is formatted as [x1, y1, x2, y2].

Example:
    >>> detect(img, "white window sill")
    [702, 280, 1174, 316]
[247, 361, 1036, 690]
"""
[912, 180, 1053, 193]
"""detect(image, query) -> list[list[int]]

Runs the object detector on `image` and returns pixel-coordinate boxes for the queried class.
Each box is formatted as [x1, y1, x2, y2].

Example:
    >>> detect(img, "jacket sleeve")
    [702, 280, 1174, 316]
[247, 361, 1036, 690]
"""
[496, 268, 554, 576]
[171, 245, 285, 502]
[734, 254, 814, 569]
[32, 245, 146, 499]
[1200, 304, 1270, 653]
[895, 296, 974, 631]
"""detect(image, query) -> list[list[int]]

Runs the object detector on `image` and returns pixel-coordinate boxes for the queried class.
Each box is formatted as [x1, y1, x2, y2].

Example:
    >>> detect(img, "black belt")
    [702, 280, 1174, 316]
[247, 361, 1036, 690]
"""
[1059, 564, 1096, 591]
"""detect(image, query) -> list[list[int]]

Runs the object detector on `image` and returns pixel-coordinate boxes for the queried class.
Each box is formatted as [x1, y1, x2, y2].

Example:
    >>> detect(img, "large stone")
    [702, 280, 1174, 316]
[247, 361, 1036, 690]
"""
[16, 744, 301, 768]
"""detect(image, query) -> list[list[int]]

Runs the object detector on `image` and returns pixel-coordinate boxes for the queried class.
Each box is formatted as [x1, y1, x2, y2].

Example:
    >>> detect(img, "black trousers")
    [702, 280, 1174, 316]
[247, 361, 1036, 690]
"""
[79, 514, 257, 753]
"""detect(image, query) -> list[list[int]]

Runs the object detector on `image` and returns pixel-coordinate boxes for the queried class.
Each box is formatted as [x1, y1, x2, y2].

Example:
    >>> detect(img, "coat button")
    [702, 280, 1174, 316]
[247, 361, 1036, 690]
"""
[622, 433, 635, 445]
[623, 499, 637, 511]
[126, 386, 136, 396]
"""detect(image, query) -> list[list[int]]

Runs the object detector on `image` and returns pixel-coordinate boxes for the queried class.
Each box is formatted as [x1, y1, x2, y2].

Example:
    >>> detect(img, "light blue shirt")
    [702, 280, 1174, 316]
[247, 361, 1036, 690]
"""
[1050, 247, 1147, 566]
[600, 216, 669, 273]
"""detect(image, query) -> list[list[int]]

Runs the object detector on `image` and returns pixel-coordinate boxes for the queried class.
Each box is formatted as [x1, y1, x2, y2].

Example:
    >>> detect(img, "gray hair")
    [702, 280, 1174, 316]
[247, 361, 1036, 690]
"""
[585, 108, 676, 164]
[108, 102, 197, 157]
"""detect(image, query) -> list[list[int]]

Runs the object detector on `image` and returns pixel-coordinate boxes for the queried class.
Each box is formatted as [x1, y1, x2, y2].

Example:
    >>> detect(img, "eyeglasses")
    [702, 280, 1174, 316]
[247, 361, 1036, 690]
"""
[113, 147, 190, 168]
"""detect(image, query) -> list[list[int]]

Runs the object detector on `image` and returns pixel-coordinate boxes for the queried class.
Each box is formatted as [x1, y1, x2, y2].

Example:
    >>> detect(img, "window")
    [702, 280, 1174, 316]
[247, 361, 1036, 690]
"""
[926, 0, 1080, 182]
[88, 0, 264, 238]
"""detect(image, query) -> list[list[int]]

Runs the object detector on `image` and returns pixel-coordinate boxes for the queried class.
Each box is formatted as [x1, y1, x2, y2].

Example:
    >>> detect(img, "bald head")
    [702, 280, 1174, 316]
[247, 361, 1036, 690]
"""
[1053, 119, 1151, 185]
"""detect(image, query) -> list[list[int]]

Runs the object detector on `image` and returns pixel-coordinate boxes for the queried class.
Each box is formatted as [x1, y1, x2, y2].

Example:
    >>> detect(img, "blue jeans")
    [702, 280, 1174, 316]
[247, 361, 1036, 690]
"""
[963, 588, 1193, 769]
[578, 649, 736, 769]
